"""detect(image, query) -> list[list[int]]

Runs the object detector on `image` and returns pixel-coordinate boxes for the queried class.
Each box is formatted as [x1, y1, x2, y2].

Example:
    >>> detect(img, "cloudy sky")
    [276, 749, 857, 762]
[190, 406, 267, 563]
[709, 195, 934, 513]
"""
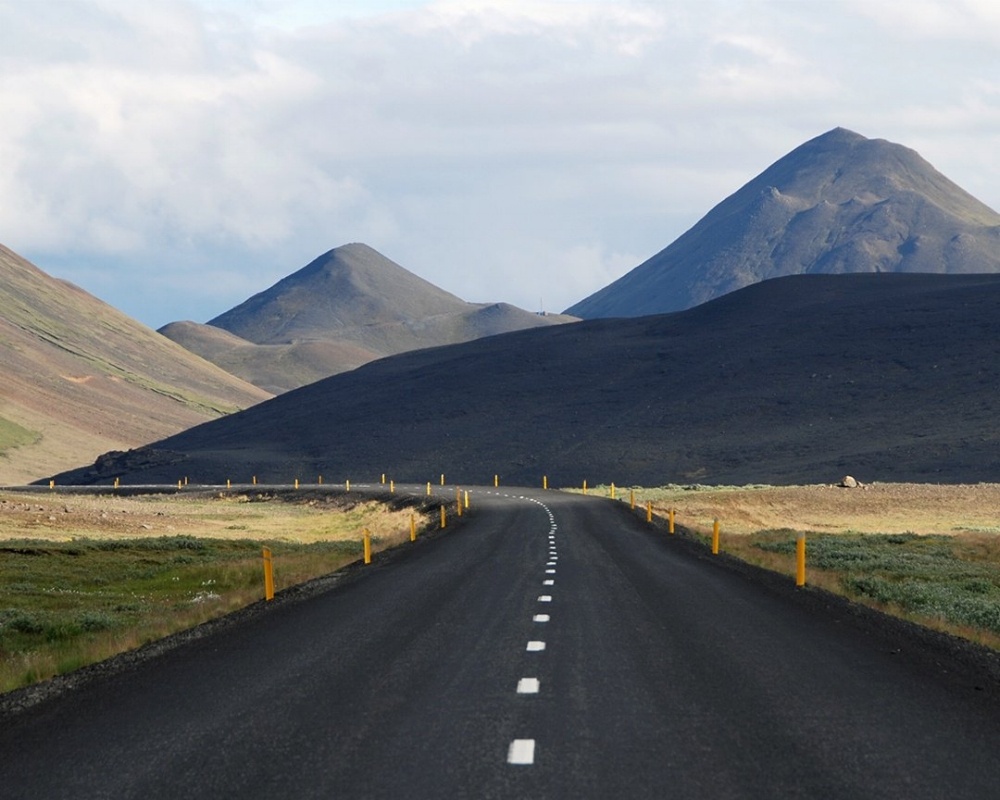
[2, 0, 999, 328]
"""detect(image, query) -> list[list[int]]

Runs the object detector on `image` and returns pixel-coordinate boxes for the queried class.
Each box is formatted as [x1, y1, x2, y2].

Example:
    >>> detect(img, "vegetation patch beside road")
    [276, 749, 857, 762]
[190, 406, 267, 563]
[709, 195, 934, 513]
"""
[627, 482, 1000, 649]
[0, 489, 427, 693]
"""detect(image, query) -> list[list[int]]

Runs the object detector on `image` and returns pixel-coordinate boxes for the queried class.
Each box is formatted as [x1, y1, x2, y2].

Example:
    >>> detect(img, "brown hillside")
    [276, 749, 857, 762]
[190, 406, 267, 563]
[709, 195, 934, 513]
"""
[0, 245, 270, 484]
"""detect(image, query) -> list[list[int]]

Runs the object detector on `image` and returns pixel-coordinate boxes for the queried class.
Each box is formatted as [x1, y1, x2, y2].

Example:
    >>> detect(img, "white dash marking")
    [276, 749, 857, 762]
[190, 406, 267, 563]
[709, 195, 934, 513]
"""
[533, 613, 550, 622]
[538, 595, 552, 602]
[545, 569, 556, 574]
[517, 677, 540, 694]
[508, 739, 535, 765]
[526, 641, 546, 651]
[543, 579, 554, 586]
[546, 560, 557, 566]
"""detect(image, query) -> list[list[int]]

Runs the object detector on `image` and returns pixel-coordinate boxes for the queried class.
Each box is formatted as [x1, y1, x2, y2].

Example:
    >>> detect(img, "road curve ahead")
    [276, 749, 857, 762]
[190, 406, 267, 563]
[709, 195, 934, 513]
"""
[1, 486, 999, 799]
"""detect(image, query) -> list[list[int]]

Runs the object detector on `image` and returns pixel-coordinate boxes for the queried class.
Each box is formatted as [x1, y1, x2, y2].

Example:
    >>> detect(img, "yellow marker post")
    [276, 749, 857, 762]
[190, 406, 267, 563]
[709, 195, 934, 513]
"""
[669, 508, 675, 534]
[346, 479, 351, 492]
[177, 479, 182, 490]
[410, 513, 417, 542]
[253, 475, 257, 486]
[646, 500, 652, 523]
[49, 480, 55, 490]
[796, 533, 807, 587]
[630, 489, 635, 510]
[318, 475, 323, 485]
[226, 479, 231, 489]
[464, 490, 470, 510]
[610, 483, 616, 500]
[543, 475, 548, 490]
[184, 476, 189, 486]
[363, 529, 372, 565]
[294, 478, 300, 490]
[262, 547, 275, 601]
[583, 480, 588, 496]
[390, 480, 395, 494]
[114, 477, 120, 490]
[381, 473, 386, 485]
[440, 473, 445, 486]
[712, 519, 721, 555]
[440, 505, 447, 529]
[494, 474, 499, 488]
[426, 482, 431, 496]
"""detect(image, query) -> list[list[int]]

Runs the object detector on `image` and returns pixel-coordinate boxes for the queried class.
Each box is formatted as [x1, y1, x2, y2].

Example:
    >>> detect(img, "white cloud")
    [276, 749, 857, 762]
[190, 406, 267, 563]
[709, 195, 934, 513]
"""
[0, 0, 998, 328]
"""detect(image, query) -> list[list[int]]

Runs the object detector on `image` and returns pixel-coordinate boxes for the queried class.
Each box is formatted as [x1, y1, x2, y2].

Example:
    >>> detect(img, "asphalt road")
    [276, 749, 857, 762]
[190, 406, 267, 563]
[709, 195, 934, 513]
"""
[1, 486, 1000, 798]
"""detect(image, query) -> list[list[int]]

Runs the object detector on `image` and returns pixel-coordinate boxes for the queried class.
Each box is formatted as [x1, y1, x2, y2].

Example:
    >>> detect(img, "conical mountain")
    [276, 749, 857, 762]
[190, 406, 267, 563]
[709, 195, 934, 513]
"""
[208, 243, 471, 344]
[0, 244, 270, 484]
[164, 243, 576, 392]
[566, 128, 1000, 318]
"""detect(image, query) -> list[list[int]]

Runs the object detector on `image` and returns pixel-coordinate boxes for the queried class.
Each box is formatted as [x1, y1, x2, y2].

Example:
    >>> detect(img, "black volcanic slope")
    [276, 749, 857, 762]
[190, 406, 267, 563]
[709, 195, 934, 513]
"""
[57, 273, 1000, 487]
[567, 128, 1000, 318]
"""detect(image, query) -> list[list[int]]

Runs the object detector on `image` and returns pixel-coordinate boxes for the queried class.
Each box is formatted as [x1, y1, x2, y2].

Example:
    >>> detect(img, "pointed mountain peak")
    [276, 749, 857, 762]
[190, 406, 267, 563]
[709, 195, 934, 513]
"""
[566, 129, 1000, 318]
[208, 243, 468, 344]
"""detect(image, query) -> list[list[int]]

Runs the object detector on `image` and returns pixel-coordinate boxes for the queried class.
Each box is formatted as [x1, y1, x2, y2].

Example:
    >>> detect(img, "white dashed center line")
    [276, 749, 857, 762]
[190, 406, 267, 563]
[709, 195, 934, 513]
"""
[508, 739, 536, 765]
[538, 595, 552, 602]
[517, 677, 540, 694]
[533, 613, 550, 622]
[545, 568, 556, 574]
[543, 579, 554, 586]
[526, 641, 546, 651]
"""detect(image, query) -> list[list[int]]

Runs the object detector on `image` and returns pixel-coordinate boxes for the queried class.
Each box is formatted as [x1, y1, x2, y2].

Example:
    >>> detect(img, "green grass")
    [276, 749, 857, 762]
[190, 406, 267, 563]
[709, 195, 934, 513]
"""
[740, 530, 1000, 642]
[0, 535, 366, 692]
[0, 417, 41, 455]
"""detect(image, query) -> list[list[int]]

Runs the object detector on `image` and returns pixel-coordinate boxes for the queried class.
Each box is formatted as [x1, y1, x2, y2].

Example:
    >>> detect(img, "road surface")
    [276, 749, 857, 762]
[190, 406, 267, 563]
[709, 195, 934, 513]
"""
[1, 485, 999, 798]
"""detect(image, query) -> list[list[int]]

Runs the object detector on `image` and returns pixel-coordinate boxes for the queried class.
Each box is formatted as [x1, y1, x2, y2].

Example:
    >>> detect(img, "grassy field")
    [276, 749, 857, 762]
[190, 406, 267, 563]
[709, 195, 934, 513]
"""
[597, 482, 1000, 649]
[0, 489, 429, 693]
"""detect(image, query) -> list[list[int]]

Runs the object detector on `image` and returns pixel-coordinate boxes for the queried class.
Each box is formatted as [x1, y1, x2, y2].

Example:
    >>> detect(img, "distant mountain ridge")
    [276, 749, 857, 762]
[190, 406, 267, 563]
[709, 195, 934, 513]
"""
[162, 243, 577, 392]
[0, 244, 270, 484]
[567, 128, 1000, 318]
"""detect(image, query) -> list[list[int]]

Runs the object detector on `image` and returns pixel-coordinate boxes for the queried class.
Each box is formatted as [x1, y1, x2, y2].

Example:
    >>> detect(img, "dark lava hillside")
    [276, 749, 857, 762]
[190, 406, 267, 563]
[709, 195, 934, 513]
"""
[568, 128, 1000, 318]
[57, 273, 1000, 487]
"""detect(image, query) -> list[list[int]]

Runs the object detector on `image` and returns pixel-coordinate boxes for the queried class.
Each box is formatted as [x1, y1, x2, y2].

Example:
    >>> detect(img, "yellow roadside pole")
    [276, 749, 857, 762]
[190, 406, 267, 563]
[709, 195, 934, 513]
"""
[543, 475, 548, 490]
[427, 482, 431, 496]
[390, 480, 395, 494]
[712, 520, 721, 555]
[630, 489, 636, 510]
[253, 476, 258, 486]
[494, 474, 499, 487]
[262, 547, 275, 601]
[440, 474, 445, 486]
[796, 533, 807, 587]
[318, 475, 323, 485]
[346, 479, 351, 492]
[610, 483, 616, 500]
[226, 479, 231, 489]
[363, 529, 372, 565]
[669, 508, 675, 534]
[294, 478, 300, 490]
[410, 513, 417, 542]
[464, 490, 470, 510]
[646, 501, 652, 523]
[49, 480, 55, 490]
[583, 480, 588, 496]
[440, 505, 447, 529]
[381, 474, 386, 485]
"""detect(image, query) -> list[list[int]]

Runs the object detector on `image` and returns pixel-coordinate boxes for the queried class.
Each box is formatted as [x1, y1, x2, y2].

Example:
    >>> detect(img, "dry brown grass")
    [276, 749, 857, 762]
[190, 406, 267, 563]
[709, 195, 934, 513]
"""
[632, 482, 1000, 536]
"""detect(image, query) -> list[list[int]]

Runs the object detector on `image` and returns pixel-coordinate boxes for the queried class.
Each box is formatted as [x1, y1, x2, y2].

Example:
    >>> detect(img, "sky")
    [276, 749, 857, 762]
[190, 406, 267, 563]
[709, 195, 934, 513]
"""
[2, 0, 1000, 328]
